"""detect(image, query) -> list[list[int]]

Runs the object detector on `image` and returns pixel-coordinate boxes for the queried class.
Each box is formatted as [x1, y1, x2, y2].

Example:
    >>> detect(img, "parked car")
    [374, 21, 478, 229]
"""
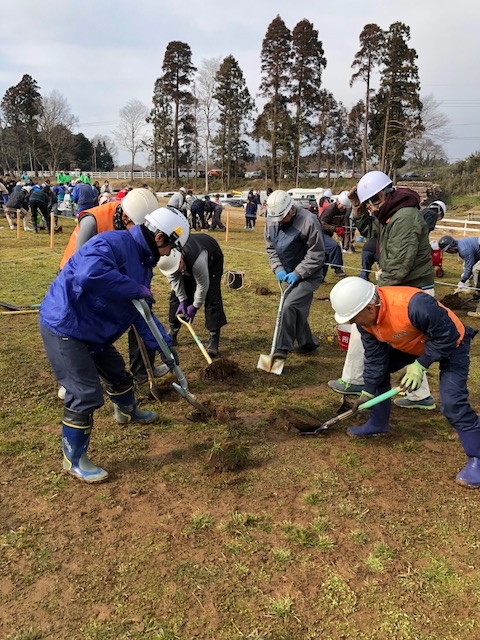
[220, 197, 247, 208]
[401, 172, 420, 179]
[293, 197, 318, 216]
[342, 169, 363, 179]
[208, 169, 222, 178]
[244, 169, 264, 179]
[319, 168, 338, 179]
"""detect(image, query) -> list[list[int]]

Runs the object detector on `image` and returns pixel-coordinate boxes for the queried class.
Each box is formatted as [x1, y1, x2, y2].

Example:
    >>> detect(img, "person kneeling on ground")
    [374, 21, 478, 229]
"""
[330, 276, 480, 489]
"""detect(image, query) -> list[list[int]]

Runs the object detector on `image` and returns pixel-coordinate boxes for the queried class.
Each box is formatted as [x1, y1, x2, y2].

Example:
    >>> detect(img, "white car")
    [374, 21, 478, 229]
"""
[319, 168, 338, 179]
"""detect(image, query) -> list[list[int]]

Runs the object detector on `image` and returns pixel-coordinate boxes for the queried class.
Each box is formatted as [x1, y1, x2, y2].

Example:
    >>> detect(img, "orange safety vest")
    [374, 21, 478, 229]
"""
[363, 286, 465, 356]
[59, 202, 119, 270]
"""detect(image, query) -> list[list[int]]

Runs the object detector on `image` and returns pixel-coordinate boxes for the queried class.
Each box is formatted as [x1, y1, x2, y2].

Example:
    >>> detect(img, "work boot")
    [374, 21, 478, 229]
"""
[168, 324, 180, 346]
[107, 388, 158, 424]
[62, 409, 108, 483]
[347, 398, 391, 437]
[456, 430, 480, 488]
[206, 330, 221, 357]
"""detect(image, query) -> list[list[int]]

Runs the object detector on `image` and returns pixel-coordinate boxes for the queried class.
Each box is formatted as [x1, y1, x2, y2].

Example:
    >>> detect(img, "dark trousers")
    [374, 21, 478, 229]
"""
[40, 324, 132, 414]
[323, 235, 343, 274]
[30, 201, 50, 231]
[373, 329, 480, 434]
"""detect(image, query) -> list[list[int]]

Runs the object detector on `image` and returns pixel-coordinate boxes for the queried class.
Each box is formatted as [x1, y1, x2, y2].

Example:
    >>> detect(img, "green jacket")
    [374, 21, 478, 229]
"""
[355, 206, 433, 288]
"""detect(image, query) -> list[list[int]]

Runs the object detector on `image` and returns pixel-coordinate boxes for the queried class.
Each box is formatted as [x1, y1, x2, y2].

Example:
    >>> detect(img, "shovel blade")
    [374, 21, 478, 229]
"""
[172, 383, 211, 415]
[257, 354, 285, 375]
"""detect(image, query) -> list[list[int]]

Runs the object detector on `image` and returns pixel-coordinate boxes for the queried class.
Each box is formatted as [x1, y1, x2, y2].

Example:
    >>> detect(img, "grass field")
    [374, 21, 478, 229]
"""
[1, 202, 480, 640]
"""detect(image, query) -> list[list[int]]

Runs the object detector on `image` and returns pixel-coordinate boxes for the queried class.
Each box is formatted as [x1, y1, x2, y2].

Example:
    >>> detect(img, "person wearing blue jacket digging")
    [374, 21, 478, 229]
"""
[438, 235, 480, 293]
[330, 276, 480, 488]
[39, 207, 190, 483]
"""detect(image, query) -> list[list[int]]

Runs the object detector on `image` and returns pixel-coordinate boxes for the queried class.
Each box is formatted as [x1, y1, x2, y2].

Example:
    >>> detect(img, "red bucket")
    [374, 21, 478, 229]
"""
[337, 324, 351, 351]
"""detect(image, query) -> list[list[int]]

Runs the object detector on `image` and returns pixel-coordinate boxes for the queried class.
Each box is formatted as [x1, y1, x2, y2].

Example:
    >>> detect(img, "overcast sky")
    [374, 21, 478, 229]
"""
[1, 0, 478, 167]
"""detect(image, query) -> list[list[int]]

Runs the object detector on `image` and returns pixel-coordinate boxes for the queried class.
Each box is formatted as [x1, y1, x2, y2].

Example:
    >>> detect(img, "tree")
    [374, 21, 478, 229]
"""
[347, 101, 365, 173]
[71, 133, 94, 170]
[195, 57, 220, 191]
[214, 55, 254, 188]
[311, 89, 337, 177]
[147, 78, 174, 180]
[37, 90, 78, 173]
[1, 74, 42, 173]
[290, 19, 326, 186]
[370, 22, 423, 174]
[406, 94, 450, 165]
[350, 24, 385, 173]
[162, 41, 197, 185]
[258, 15, 292, 184]
[91, 136, 116, 171]
[114, 99, 148, 176]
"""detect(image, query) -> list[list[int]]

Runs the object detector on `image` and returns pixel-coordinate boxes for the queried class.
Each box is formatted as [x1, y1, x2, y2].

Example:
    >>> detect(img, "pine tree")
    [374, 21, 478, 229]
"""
[350, 24, 385, 173]
[214, 55, 254, 188]
[148, 77, 174, 180]
[162, 41, 196, 185]
[258, 15, 292, 184]
[371, 22, 423, 174]
[290, 19, 326, 186]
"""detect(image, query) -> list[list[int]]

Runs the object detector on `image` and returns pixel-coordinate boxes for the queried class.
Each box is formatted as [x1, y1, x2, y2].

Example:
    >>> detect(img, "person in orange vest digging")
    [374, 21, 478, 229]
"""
[329, 276, 480, 488]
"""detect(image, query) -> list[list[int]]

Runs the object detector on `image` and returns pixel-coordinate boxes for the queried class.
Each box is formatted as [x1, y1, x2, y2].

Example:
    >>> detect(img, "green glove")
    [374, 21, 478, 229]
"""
[351, 391, 374, 412]
[401, 361, 426, 392]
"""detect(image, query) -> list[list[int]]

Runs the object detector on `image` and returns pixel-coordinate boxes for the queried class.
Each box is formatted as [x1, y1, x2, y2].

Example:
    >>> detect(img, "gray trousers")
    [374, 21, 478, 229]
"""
[275, 275, 323, 352]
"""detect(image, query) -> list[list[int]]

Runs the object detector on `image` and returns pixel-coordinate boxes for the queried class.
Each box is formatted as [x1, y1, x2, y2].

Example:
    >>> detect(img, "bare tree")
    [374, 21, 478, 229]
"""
[406, 93, 450, 165]
[37, 90, 78, 173]
[195, 57, 220, 192]
[113, 99, 148, 176]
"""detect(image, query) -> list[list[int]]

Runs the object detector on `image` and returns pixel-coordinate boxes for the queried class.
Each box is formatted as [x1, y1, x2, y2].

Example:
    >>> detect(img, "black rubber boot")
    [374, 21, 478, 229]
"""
[207, 330, 220, 357]
[168, 324, 180, 346]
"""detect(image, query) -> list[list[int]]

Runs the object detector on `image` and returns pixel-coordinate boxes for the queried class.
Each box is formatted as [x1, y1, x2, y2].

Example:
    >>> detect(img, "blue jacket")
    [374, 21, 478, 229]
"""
[457, 237, 480, 282]
[72, 182, 96, 210]
[39, 225, 171, 352]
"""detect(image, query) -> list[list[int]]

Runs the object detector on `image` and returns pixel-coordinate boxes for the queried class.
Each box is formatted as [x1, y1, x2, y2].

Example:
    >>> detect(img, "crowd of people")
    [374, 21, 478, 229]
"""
[3, 169, 480, 490]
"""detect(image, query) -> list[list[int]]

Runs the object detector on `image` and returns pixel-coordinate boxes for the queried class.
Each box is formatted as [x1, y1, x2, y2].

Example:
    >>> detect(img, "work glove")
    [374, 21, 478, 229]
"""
[176, 300, 188, 316]
[351, 391, 374, 413]
[335, 227, 345, 237]
[276, 269, 287, 282]
[186, 304, 198, 321]
[456, 281, 468, 290]
[139, 285, 155, 304]
[285, 272, 299, 285]
[400, 361, 426, 393]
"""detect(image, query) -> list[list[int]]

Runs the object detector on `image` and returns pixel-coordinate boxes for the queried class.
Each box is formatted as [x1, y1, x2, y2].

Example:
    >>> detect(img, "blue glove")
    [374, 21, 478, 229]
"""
[186, 304, 198, 321]
[139, 285, 155, 303]
[276, 269, 287, 282]
[176, 300, 188, 316]
[285, 272, 299, 285]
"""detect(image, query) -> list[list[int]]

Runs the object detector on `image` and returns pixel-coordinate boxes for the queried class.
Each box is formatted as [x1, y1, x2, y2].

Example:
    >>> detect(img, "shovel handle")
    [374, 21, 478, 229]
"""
[320, 386, 403, 431]
[176, 314, 213, 365]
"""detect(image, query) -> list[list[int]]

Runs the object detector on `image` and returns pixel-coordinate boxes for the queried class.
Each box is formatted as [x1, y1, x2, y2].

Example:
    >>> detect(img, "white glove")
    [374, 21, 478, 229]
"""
[454, 281, 469, 294]
[375, 269, 383, 281]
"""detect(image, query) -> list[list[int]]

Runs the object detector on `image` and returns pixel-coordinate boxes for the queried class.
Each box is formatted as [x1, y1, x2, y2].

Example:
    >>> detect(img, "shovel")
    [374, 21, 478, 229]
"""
[257, 282, 292, 375]
[133, 299, 211, 415]
[131, 325, 163, 403]
[176, 314, 213, 365]
[297, 386, 403, 436]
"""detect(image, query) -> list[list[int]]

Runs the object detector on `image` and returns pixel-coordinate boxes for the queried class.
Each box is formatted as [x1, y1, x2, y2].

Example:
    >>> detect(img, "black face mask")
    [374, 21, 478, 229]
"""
[140, 225, 160, 263]
[113, 205, 125, 230]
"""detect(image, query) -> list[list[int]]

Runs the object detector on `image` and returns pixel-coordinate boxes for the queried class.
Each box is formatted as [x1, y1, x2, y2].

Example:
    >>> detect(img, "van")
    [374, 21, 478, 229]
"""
[286, 187, 326, 203]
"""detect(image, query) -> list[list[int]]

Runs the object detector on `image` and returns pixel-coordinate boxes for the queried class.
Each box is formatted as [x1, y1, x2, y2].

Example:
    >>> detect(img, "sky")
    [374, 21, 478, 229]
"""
[1, 0, 479, 167]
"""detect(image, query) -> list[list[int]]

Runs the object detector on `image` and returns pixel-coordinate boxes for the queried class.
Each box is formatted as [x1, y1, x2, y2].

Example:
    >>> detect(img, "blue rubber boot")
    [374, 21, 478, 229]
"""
[456, 430, 480, 488]
[347, 399, 391, 437]
[62, 409, 108, 483]
[108, 387, 158, 424]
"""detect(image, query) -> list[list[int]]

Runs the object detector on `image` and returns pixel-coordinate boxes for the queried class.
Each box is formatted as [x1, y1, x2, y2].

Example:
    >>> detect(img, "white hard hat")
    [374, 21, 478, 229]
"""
[431, 200, 446, 218]
[323, 189, 333, 199]
[158, 248, 182, 276]
[266, 190, 294, 221]
[122, 188, 159, 224]
[357, 171, 392, 204]
[337, 190, 351, 208]
[144, 206, 190, 249]
[330, 276, 376, 324]
[179, 187, 187, 194]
